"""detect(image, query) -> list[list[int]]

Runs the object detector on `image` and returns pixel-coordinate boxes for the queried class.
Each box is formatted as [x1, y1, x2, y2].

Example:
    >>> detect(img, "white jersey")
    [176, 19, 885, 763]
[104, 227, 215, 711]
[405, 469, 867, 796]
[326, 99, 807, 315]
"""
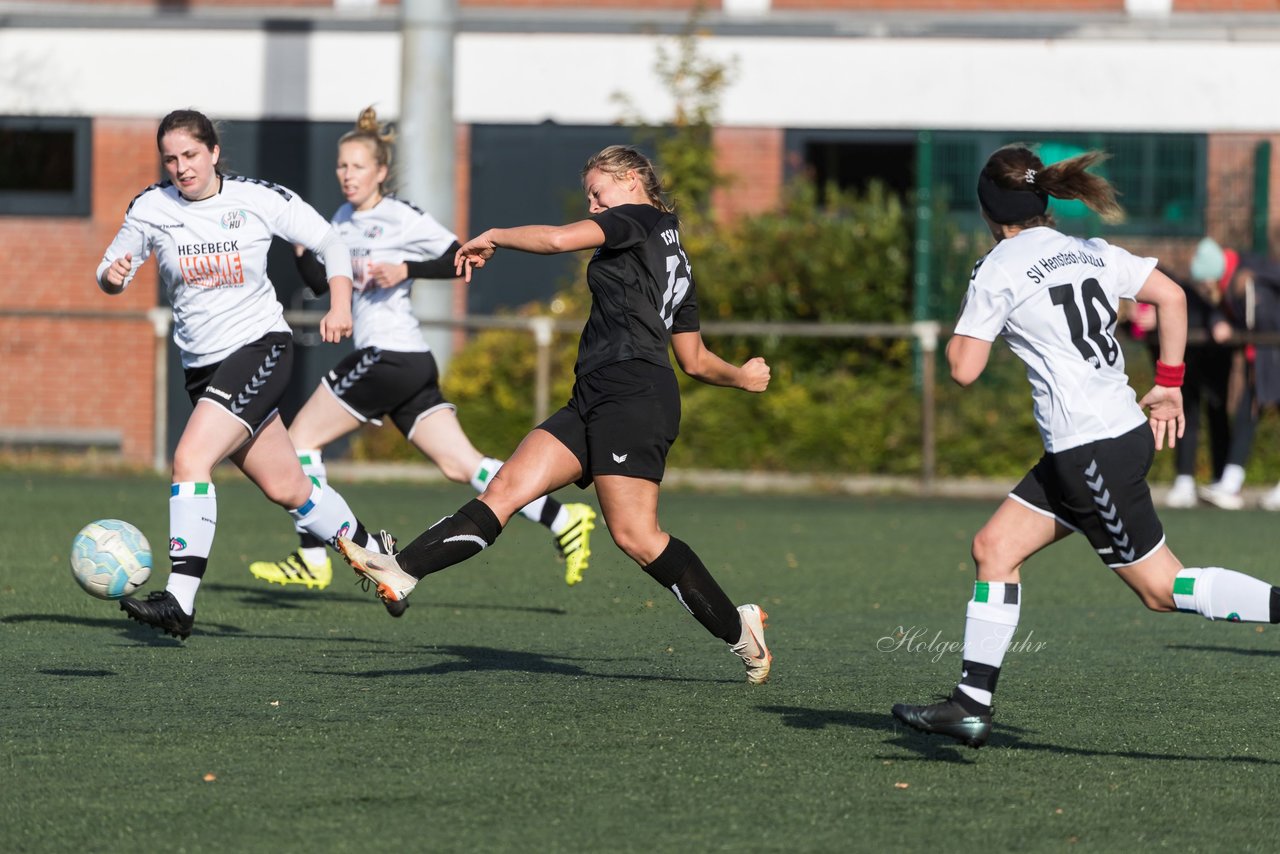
[333, 196, 458, 352]
[98, 176, 350, 368]
[954, 226, 1158, 453]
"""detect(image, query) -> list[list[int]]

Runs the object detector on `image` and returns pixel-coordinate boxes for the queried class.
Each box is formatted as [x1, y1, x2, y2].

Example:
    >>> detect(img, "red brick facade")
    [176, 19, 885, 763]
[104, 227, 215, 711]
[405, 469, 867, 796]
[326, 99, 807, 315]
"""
[452, 123, 472, 354]
[713, 127, 785, 222]
[1175, 1, 1280, 9]
[771, 0, 1124, 7]
[0, 119, 160, 462]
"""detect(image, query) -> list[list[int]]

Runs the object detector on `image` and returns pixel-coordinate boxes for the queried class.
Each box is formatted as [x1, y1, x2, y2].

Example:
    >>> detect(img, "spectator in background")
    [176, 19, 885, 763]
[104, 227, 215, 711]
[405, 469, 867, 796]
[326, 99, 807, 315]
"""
[1133, 266, 1233, 509]
[1191, 238, 1280, 511]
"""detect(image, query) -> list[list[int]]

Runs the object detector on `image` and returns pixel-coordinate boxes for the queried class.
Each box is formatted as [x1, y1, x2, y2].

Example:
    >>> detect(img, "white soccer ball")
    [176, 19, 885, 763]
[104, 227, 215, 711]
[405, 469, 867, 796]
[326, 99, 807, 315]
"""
[70, 519, 153, 600]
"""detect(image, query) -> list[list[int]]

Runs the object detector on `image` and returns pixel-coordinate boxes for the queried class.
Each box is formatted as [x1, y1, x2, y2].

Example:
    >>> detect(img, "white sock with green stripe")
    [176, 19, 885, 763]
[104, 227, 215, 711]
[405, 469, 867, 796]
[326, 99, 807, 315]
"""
[168, 481, 217, 614]
[956, 580, 1021, 711]
[296, 448, 327, 488]
[1173, 567, 1278, 622]
[471, 456, 550, 525]
[289, 484, 382, 554]
[470, 457, 501, 494]
[294, 449, 328, 560]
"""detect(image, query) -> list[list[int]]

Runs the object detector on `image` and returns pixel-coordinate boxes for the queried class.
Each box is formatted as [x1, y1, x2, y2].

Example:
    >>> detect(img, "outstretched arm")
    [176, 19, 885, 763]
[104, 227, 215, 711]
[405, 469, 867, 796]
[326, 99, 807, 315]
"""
[455, 221, 606, 281]
[671, 331, 770, 392]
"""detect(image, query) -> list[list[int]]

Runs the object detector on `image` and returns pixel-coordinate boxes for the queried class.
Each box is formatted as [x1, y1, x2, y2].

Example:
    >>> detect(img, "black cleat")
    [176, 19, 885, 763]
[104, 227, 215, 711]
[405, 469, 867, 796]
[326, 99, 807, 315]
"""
[892, 698, 992, 748]
[121, 590, 195, 640]
[372, 530, 409, 619]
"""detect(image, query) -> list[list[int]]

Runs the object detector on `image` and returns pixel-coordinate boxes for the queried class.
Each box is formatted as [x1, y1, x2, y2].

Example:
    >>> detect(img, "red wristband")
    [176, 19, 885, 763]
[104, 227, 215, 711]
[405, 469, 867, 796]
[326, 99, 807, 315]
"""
[1154, 360, 1185, 388]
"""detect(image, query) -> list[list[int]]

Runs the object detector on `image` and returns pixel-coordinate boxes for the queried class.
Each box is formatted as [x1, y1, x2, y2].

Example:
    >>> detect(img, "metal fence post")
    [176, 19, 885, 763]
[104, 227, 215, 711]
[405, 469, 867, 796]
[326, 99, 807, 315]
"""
[913, 320, 941, 489]
[531, 316, 554, 425]
[147, 307, 171, 474]
[1253, 140, 1272, 255]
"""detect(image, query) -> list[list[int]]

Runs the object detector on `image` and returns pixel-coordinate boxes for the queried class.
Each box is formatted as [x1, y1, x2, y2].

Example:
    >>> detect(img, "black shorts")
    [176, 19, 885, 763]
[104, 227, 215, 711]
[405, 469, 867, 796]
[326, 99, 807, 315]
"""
[540, 359, 680, 488]
[183, 331, 293, 434]
[1010, 423, 1165, 568]
[322, 348, 454, 439]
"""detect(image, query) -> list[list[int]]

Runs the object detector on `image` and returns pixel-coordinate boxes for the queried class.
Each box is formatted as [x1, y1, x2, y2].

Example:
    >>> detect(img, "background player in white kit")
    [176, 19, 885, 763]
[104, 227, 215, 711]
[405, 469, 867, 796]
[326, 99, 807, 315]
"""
[97, 109, 394, 638]
[246, 107, 596, 595]
[893, 144, 1280, 747]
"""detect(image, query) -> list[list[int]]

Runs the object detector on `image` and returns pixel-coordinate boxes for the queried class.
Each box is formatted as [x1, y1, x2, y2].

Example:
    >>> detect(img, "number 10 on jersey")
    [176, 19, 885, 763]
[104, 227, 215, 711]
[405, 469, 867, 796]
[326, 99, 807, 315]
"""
[1050, 278, 1119, 368]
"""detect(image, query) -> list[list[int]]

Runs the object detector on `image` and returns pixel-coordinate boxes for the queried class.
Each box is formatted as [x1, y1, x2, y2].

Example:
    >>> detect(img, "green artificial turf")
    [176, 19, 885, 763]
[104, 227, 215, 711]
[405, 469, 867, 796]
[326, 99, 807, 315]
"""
[3, 471, 1280, 852]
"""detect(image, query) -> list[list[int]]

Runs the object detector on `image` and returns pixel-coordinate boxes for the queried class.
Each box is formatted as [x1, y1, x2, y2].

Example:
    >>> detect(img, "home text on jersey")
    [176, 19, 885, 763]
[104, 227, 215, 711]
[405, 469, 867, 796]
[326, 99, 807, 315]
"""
[179, 249, 245, 288]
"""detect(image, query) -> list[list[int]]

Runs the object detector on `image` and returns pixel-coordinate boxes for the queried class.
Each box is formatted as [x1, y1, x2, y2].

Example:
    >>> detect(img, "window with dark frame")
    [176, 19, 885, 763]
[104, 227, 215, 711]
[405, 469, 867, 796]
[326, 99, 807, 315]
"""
[0, 116, 92, 217]
[787, 128, 1207, 238]
[931, 130, 1207, 237]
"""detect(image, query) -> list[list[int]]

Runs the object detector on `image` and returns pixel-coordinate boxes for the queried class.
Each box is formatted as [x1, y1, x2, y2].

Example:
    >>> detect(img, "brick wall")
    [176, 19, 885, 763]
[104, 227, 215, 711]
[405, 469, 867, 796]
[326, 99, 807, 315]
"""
[0, 119, 160, 463]
[772, 0, 1124, 7]
[1203, 133, 1280, 255]
[452, 123, 471, 352]
[1174, 0, 1280, 9]
[712, 127, 785, 222]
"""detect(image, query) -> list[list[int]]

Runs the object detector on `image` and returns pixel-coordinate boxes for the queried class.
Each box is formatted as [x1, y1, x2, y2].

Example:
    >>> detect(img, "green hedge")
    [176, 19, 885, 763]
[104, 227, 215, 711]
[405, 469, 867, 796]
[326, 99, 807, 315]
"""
[352, 328, 1280, 485]
[351, 176, 1280, 487]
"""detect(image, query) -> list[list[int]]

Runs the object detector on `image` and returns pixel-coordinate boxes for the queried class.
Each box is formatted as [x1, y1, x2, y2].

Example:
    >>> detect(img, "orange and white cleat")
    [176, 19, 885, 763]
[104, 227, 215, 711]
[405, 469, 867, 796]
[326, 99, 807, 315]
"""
[336, 536, 417, 604]
[730, 603, 772, 685]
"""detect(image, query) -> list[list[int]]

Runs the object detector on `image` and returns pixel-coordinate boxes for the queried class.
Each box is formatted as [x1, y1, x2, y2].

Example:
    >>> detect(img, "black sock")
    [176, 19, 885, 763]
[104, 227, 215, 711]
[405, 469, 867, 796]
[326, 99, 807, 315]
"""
[950, 687, 992, 716]
[1270, 587, 1280, 624]
[398, 499, 503, 579]
[169, 558, 209, 579]
[539, 496, 562, 529]
[299, 530, 326, 550]
[350, 521, 379, 551]
[953, 660, 999, 714]
[643, 537, 740, 643]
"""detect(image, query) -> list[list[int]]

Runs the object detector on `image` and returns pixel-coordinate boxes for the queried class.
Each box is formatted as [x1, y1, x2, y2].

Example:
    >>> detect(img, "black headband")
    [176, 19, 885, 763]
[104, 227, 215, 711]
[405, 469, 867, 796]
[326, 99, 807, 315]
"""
[977, 167, 1049, 225]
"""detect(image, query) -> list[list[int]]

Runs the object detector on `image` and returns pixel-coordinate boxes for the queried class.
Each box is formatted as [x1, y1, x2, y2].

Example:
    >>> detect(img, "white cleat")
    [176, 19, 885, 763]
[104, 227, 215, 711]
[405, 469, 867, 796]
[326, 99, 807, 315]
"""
[1197, 483, 1244, 511]
[336, 536, 417, 603]
[731, 604, 772, 685]
[1164, 481, 1198, 509]
[1260, 487, 1280, 512]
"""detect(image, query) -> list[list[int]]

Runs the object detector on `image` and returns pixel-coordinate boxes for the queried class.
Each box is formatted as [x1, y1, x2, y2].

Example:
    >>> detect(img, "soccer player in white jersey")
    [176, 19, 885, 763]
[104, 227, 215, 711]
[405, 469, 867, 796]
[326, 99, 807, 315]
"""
[893, 144, 1280, 747]
[246, 107, 596, 597]
[337, 145, 775, 684]
[97, 109, 394, 639]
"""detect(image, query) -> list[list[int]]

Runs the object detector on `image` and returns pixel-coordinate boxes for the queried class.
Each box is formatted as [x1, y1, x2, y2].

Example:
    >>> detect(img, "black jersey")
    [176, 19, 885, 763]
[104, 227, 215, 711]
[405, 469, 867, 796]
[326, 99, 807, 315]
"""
[575, 204, 700, 376]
